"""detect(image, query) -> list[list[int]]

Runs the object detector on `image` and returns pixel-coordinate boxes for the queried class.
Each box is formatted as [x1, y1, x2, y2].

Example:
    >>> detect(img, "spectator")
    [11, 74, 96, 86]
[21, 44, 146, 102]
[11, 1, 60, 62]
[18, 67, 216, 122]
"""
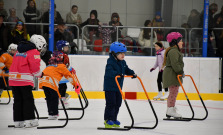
[109, 13, 123, 42]
[66, 5, 82, 39]
[7, 8, 19, 30]
[42, 3, 63, 35]
[10, 20, 30, 44]
[0, 14, 10, 52]
[0, 0, 8, 22]
[81, 10, 100, 45]
[23, 0, 41, 36]
[54, 21, 77, 54]
[138, 20, 157, 56]
[214, 5, 223, 57]
[152, 11, 164, 41]
[187, 9, 200, 28]
[98, 22, 116, 50]
[198, 3, 218, 57]
[40, 1, 49, 16]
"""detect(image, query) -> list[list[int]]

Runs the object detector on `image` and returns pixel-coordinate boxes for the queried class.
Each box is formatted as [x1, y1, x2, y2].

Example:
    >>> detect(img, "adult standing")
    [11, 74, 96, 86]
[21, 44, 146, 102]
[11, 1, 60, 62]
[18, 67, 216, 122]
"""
[0, 14, 10, 52]
[162, 32, 185, 118]
[23, 0, 41, 36]
[0, 0, 8, 22]
[109, 13, 123, 42]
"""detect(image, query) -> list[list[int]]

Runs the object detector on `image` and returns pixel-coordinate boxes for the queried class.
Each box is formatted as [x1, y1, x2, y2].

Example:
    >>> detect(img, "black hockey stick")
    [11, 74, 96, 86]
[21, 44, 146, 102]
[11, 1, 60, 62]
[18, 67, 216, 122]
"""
[0, 73, 11, 105]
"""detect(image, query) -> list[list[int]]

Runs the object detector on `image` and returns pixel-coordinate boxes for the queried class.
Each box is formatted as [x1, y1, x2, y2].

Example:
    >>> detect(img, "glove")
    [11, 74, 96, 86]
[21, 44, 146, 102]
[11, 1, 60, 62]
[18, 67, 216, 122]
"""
[118, 74, 124, 78]
[131, 74, 137, 79]
[182, 73, 185, 78]
[160, 69, 163, 72]
[150, 68, 155, 72]
[70, 68, 76, 74]
[75, 83, 80, 95]
[41, 72, 44, 78]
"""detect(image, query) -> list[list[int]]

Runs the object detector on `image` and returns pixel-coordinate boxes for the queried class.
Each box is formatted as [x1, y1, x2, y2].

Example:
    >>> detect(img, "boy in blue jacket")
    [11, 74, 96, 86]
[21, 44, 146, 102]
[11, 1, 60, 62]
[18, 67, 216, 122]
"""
[103, 42, 137, 128]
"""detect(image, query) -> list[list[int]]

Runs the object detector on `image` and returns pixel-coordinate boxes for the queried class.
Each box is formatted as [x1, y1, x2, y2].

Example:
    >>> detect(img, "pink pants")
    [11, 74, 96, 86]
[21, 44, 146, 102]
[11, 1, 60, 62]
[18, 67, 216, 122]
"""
[167, 85, 179, 107]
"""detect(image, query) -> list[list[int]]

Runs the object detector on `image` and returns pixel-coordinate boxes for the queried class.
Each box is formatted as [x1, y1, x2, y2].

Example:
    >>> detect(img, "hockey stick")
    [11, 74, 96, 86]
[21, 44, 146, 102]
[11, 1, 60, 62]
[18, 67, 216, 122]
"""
[0, 73, 11, 105]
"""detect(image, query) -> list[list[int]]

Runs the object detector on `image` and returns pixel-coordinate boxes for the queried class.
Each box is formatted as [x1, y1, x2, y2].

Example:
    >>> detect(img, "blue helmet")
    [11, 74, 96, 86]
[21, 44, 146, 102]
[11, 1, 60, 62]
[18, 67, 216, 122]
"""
[110, 42, 127, 53]
[56, 40, 69, 51]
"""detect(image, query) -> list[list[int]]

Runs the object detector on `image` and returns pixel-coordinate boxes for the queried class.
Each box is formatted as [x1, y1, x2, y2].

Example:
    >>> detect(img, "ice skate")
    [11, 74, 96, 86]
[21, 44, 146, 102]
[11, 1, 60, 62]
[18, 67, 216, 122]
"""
[48, 114, 59, 120]
[14, 121, 25, 128]
[160, 92, 169, 100]
[104, 120, 114, 128]
[58, 97, 69, 109]
[113, 120, 120, 127]
[166, 107, 182, 119]
[153, 92, 163, 100]
[25, 119, 39, 128]
[65, 93, 71, 102]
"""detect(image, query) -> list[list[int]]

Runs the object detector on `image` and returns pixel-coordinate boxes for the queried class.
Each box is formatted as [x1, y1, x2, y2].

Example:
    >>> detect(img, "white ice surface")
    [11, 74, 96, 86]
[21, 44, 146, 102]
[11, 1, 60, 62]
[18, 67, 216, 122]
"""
[0, 98, 223, 135]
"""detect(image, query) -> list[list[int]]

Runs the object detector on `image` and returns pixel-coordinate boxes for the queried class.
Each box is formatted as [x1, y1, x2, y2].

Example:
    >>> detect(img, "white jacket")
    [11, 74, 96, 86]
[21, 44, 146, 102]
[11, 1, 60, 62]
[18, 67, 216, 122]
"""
[138, 30, 157, 48]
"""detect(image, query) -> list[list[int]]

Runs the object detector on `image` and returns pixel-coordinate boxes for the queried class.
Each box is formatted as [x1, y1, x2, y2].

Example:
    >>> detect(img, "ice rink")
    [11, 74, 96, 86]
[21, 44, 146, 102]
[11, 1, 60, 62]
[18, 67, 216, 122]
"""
[0, 98, 223, 135]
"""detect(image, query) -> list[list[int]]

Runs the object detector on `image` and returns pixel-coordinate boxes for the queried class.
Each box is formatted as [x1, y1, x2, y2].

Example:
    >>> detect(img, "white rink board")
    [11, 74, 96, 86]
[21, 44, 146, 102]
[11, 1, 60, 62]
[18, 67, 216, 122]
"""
[68, 55, 220, 93]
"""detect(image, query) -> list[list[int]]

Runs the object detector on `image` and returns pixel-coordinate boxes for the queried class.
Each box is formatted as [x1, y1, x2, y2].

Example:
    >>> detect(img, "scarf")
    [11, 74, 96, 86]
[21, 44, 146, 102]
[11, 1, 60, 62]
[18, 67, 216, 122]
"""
[70, 11, 78, 21]
[156, 48, 164, 55]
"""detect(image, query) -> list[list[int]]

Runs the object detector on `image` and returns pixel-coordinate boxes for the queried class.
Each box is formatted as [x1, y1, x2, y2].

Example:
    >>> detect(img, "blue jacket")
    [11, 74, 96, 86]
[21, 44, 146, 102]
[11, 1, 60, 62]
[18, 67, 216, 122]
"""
[103, 53, 135, 91]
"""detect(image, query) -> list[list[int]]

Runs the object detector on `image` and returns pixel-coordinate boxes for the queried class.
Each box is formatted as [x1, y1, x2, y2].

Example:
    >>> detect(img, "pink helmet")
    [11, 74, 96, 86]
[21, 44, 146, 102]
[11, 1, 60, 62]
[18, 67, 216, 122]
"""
[166, 32, 182, 43]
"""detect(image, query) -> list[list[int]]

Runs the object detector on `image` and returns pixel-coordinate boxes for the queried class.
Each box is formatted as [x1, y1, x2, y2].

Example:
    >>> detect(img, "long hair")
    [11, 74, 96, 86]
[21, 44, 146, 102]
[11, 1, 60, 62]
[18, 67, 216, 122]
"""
[143, 20, 155, 40]
[162, 45, 178, 68]
[11, 20, 28, 40]
[111, 12, 120, 22]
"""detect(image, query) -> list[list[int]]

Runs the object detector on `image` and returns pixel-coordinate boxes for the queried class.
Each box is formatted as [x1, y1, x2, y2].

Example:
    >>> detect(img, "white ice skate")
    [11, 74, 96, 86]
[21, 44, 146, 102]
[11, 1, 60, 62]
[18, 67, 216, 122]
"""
[48, 114, 59, 120]
[14, 121, 25, 128]
[65, 93, 71, 102]
[58, 97, 69, 109]
[153, 92, 163, 100]
[160, 92, 169, 100]
[25, 119, 39, 128]
[166, 107, 182, 119]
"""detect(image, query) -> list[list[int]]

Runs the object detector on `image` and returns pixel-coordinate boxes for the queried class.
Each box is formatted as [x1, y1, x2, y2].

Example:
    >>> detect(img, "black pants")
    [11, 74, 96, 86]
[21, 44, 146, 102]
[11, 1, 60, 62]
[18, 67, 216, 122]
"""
[104, 91, 122, 121]
[43, 86, 59, 115]
[157, 71, 168, 92]
[12, 86, 35, 122]
[0, 77, 8, 89]
[59, 83, 67, 97]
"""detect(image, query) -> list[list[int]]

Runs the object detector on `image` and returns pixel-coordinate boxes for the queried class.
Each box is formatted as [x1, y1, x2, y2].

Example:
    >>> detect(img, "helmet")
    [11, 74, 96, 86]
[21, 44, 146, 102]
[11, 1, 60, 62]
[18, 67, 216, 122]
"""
[30, 34, 47, 50]
[8, 43, 18, 51]
[166, 32, 182, 43]
[56, 40, 69, 51]
[110, 42, 127, 53]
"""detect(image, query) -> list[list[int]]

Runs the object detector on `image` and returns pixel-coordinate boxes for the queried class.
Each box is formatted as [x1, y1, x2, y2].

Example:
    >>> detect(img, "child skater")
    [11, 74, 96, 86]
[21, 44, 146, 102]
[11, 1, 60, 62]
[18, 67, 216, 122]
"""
[0, 43, 17, 99]
[53, 40, 75, 108]
[40, 56, 80, 120]
[9, 35, 47, 128]
[103, 42, 137, 128]
[162, 32, 185, 118]
[150, 41, 169, 100]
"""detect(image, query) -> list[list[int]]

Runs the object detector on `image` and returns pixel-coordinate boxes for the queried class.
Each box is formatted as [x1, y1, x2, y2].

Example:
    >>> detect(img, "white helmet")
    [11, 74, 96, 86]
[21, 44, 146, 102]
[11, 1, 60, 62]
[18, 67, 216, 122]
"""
[8, 43, 18, 51]
[30, 34, 47, 50]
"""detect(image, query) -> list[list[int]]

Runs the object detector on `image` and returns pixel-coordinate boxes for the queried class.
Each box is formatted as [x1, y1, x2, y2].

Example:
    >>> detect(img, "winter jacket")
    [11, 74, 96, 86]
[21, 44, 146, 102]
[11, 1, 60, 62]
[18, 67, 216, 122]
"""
[66, 12, 82, 24]
[138, 30, 157, 48]
[80, 18, 100, 32]
[98, 25, 116, 44]
[10, 29, 30, 44]
[39, 64, 77, 92]
[104, 53, 135, 91]
[162, 47, 184, 88]
[0, 23, 10, 52]
[9, 41, 42, 87]
[0, 53, 13, 73]
[153, 49, 165, 71]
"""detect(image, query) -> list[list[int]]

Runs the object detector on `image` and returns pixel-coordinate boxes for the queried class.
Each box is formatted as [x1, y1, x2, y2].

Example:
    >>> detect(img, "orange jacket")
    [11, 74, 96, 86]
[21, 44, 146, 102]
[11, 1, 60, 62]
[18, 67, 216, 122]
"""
[0, 53, 13, 70]
[39, 64, 77, 94]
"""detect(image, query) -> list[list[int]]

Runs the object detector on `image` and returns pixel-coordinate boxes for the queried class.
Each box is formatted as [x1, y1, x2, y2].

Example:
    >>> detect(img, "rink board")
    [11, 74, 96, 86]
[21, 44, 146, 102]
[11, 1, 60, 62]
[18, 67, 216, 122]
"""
[2, 91, 223, 101]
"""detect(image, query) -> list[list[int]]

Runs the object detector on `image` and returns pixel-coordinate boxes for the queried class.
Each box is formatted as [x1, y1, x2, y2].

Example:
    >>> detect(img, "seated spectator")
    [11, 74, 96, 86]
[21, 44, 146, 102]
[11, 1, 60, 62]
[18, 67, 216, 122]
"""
[42, 3, 63, 35]
[10, 20, 30, 44]
[138, 20, 157, 56]
[109, 12, 123, 42]
[0, 14, 10, 52]
[7, 8, 19, 30]
[98, 22, 116, 50]
[0, 0, 8, 22]
[66, 5, 82, 38]
[23, 0, 41, 36]
[54, 21, 77, 54]
[152, 11, 164, 41]
[80, 10, 100, 44]
[187, 9, 200, 28]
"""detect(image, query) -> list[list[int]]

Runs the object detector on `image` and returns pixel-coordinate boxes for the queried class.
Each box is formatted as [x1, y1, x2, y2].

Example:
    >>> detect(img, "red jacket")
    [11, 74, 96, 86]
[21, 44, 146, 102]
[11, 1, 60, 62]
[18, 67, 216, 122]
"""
[9, 43, 41, 87]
